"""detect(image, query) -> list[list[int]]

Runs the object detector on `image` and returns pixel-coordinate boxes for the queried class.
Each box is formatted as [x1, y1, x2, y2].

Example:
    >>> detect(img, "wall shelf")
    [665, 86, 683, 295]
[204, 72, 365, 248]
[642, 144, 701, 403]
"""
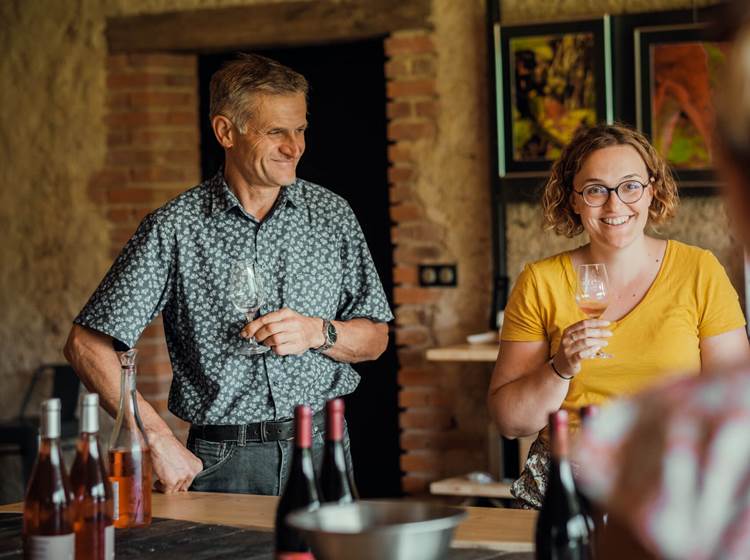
[425, 343, 500, 363]
[430, 476, 513, 499]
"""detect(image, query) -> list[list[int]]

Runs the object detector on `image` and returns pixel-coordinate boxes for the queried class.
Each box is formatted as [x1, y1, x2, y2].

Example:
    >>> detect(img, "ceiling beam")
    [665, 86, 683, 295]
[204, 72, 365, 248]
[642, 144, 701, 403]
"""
[107, 0, 432, 53]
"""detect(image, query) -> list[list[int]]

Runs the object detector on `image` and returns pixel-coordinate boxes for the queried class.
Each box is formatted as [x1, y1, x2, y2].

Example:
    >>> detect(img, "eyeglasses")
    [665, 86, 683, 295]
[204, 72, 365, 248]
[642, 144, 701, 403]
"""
[573, 179, 652, 207]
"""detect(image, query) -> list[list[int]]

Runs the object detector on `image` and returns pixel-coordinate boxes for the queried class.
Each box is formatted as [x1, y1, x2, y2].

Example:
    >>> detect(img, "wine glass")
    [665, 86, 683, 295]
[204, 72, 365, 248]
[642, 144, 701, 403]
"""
[228, 260, 270, 356]
[575, 263, 612, 359]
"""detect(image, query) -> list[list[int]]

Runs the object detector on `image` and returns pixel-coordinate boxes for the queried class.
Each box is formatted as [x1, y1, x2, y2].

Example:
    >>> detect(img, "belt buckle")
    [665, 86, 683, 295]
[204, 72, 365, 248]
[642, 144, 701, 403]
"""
[259, 420, 268, 443]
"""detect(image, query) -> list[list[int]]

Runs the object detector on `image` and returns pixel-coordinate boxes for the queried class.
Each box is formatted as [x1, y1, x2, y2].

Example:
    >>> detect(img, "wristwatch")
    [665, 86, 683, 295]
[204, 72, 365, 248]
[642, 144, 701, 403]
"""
[314, 319, 337, 352]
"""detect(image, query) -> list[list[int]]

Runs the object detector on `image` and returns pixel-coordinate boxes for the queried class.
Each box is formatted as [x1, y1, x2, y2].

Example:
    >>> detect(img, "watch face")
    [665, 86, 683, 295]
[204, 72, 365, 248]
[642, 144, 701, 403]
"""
[327, 321, 338, 345]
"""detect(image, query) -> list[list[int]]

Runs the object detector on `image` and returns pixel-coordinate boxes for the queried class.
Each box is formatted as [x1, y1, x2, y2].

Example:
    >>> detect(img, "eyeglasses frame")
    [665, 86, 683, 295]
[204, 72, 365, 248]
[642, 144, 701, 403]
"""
[573, 177, 655, 208]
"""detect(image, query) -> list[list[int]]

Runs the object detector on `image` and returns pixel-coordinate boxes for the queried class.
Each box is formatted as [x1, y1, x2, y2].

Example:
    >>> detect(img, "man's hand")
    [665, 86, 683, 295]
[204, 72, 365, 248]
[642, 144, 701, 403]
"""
[148, 431, 203, 493]
[243, 308, 324, 356]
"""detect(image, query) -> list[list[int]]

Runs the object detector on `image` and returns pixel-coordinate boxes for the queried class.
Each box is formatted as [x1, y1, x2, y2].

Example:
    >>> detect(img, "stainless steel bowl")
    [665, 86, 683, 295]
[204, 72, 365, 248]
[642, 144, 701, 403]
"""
[286, 501, 467, 560]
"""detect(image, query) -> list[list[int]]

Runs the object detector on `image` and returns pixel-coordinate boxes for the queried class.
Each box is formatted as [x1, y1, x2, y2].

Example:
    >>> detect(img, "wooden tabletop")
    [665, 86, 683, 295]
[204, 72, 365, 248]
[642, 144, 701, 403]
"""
[425, 343, 500, 362]
[1, 492, 536, 552]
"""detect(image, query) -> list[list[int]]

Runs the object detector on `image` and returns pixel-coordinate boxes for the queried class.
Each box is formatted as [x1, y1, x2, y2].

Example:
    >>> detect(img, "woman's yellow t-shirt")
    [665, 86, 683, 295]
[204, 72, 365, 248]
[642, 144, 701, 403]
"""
[501, 240, 746, 425]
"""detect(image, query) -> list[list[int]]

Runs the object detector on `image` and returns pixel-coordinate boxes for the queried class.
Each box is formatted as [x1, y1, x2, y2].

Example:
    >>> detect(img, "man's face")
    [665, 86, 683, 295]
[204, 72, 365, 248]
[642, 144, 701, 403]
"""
[227, 92, 307, 189]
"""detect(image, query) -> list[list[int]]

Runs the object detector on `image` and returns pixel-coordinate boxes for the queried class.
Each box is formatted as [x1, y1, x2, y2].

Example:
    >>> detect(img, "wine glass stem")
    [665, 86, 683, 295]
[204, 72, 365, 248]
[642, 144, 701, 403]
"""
[244, 309, 260, 344]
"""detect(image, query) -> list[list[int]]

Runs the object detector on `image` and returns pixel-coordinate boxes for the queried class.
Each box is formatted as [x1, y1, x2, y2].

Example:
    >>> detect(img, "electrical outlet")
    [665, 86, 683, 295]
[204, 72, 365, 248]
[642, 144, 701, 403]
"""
[418, 264, 458, 287]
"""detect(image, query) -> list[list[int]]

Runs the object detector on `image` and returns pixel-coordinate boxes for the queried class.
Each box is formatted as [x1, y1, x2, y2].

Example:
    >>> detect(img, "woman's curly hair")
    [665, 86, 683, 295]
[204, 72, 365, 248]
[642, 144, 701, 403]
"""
[541, 123, 679, 237]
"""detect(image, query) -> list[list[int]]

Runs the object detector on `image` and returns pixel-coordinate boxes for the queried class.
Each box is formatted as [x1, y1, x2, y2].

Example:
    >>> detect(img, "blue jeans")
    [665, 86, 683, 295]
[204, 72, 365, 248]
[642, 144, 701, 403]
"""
[187, 421, 354, 495]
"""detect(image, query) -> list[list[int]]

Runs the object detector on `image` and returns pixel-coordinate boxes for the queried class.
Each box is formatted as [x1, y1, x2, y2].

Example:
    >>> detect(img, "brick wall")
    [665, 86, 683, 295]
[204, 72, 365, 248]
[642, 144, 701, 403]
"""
[385, 31, 458, 495]
[89, 53, 201, 440]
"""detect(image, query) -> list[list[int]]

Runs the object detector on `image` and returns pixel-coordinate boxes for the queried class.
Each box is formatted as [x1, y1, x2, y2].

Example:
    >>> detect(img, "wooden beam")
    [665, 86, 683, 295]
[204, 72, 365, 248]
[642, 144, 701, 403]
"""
[106, 0, 431, 53]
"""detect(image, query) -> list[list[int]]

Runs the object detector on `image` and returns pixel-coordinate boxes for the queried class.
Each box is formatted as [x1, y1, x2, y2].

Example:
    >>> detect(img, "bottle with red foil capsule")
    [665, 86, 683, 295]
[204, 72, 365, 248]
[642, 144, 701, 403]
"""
[274, 405, 320, 560]
[70, 393, 114, 560]
[320, 398, 357, 504]
[23, 398, 75, 560]
[578, 405, 605, 557]
[108, 348, 152, 528]
[535, 409, 593, 560]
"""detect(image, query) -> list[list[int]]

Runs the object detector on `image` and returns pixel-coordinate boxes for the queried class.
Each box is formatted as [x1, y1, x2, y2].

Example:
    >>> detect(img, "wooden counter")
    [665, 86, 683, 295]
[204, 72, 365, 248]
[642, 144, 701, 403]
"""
[0, 492, 536, 552]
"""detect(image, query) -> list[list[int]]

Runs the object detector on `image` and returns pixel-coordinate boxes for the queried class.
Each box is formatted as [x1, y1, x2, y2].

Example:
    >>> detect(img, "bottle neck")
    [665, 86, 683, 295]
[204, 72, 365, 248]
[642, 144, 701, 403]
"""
[551, 416, 569, 461]
[295, 411, 312, 449]
[119, 365, 139, 417]
[41, 404, 61, 439]
[549, 421, 579, 503]
[122, 365, 136, 391]
[115, 364, 147, 439]
[326, 410, 343, 442]
[79, 432, 101, 450]
[81, 402, 99, 434]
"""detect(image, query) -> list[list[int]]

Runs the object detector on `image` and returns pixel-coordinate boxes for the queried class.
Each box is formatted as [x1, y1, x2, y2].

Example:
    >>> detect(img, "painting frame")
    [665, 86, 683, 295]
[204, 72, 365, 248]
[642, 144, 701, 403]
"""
[635, 23, 729, 186]
[495, 17, 613, 178]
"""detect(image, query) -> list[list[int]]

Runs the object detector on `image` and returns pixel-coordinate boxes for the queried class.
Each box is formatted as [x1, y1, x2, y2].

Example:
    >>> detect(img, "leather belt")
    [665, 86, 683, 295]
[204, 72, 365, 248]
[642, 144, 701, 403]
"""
[190, 410, 326, 444]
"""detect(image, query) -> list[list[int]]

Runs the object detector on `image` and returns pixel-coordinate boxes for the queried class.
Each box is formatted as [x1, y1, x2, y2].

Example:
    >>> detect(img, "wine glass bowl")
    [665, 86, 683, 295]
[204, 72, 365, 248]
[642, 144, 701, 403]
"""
[575, 263, 612, 359]
[228, 260, 270, 356]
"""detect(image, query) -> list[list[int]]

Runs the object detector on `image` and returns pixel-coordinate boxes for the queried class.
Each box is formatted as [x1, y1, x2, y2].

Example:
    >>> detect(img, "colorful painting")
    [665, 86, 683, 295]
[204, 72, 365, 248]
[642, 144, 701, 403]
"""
[510, 33, 598, 162]
[496, 17, 611, 176]
[650, 41, 729, 169]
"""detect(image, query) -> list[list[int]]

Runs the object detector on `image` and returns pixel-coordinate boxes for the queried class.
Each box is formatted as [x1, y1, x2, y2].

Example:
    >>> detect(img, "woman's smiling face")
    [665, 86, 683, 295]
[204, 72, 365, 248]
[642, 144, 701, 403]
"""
[571, 144, 654, 251]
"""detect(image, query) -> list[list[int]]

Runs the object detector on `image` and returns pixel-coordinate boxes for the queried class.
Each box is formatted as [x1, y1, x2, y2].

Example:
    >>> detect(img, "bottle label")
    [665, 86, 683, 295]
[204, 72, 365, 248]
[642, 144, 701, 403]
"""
[112, 480, 120, 520]
[26, 534, 75, 560]
[105, 525, 115, 560]
[276, 553, 314, 560]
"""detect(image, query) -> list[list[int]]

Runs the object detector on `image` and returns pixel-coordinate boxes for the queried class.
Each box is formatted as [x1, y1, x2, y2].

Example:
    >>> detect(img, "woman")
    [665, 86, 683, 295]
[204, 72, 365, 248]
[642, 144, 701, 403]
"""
[487, 122, 750, 508]
[574, 16, 750, 558]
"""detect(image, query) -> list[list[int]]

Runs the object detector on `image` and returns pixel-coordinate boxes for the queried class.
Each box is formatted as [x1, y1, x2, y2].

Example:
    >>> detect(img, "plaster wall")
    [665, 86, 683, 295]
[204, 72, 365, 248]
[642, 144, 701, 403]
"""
[0, 1, 110, 414]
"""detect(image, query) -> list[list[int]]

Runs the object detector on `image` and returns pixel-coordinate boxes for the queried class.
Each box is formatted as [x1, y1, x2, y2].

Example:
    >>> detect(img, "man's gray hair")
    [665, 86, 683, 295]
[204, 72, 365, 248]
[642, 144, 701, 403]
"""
[209, 53, 308, 133]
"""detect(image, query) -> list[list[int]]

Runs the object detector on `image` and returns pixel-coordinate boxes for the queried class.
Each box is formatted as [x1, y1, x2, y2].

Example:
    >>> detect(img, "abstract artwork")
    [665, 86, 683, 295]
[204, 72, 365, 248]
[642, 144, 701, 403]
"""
[510, 33, 597, 162]
[496, 17, 612, 176]
[651, 41, 727, 168]
[637, 24, 729, 183]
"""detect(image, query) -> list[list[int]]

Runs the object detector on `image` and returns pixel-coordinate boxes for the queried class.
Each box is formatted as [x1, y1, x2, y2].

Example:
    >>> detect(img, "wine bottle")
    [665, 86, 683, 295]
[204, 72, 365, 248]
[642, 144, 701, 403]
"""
[274, 405, 320, 560]
[109, 348, 152, 529]
[320, 398, 357, 504]
[578, 405, 605, 558]
[70, 394, 114, 560]
[535, 409, 593, 560]
[23, 398, 75, 560]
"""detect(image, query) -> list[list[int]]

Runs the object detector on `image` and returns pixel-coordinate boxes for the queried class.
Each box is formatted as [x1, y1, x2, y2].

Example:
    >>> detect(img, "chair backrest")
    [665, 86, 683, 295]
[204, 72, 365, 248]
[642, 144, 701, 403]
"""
[52, 365, 81, 423]
[19, 364, 81, 422]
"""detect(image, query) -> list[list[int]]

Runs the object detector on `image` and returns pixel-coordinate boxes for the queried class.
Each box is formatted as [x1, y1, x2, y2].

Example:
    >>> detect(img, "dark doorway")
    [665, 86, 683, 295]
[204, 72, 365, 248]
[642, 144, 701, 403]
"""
[199, 38, 402, 498]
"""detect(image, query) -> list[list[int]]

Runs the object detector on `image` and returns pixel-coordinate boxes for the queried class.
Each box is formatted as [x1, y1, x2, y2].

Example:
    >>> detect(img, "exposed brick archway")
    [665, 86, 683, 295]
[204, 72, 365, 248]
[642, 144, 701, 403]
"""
[97, 3, 457, 494]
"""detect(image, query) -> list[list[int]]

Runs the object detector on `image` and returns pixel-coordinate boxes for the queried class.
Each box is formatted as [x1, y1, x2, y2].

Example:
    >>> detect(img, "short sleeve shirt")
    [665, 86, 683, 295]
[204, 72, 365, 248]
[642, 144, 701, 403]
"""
[75, 172, 393, 424]
[501, 240, 746, 430]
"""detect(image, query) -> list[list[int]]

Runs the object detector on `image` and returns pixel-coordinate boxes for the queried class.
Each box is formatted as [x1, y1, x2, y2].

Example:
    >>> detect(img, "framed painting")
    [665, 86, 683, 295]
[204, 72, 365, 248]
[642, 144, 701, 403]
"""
[494, 17, 613, 177]
[635, 23, 730, 185]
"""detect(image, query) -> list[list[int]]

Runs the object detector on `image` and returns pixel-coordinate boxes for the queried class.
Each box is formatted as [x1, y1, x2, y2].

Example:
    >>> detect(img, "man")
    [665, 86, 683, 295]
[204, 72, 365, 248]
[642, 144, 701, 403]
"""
[64, 54, 392, 495]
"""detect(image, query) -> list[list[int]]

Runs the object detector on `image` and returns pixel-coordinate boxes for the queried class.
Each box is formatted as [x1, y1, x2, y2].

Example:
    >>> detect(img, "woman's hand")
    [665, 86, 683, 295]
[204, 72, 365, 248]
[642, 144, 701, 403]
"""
[552, 319, 612, 378]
